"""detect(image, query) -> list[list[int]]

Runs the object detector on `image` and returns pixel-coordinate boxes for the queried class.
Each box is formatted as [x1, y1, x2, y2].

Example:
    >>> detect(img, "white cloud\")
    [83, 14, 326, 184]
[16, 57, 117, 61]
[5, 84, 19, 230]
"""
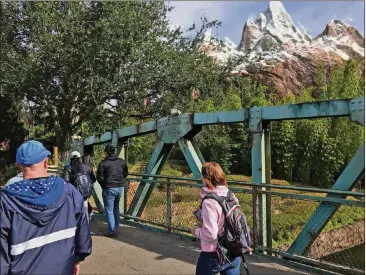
[167, 1, 225, 31]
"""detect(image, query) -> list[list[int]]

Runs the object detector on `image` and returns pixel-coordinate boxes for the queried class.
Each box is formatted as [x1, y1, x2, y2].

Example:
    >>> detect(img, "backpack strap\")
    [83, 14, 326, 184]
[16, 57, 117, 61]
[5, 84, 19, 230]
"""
[241, 255, 250, 275]
[202, 193, 226, 213]
[201, 190, 234, 215]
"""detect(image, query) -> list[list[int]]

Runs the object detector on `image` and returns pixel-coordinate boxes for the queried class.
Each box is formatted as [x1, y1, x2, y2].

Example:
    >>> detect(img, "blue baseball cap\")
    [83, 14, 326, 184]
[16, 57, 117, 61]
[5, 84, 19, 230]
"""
[16, 140, 51, 166]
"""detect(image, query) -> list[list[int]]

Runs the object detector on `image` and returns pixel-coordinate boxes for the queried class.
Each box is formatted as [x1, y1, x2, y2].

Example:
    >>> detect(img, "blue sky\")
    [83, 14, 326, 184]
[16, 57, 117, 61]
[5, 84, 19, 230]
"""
[167, 1, 365, 45]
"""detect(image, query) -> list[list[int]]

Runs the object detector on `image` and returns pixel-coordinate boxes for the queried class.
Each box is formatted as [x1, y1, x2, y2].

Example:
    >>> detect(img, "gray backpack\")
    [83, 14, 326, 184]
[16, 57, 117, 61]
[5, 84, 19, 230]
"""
[75, 171, 93, 199]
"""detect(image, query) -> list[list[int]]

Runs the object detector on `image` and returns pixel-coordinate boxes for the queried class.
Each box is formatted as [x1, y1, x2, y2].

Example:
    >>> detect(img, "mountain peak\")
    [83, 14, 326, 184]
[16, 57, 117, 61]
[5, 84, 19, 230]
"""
[200, 1, 364, 96]
[267, 1, 287, 15]
[238, 1, 310, 52]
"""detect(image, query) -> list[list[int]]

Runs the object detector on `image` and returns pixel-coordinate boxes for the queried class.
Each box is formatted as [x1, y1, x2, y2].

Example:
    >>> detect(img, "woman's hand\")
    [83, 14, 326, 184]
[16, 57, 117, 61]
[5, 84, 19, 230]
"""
[191, 225, 200, 237]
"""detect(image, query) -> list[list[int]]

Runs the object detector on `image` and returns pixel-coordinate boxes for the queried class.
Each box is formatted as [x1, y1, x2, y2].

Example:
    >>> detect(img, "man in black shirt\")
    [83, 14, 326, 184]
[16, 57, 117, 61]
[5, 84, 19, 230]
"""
[97, 145, 128, 237]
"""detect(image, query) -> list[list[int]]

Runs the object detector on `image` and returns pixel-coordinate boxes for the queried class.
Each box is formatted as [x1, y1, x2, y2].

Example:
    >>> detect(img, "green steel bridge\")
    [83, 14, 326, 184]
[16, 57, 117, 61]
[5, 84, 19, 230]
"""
[71, 96, 365, 275]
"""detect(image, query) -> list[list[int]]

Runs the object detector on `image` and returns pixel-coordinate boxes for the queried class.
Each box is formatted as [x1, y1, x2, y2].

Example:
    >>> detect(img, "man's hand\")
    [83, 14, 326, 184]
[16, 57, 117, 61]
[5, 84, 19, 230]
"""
[74, 263, 80, 275]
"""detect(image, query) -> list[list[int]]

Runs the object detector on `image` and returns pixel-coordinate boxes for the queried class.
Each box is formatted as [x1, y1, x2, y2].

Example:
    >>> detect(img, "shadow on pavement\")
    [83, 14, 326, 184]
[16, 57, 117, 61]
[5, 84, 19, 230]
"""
[85, 219, 312, 275]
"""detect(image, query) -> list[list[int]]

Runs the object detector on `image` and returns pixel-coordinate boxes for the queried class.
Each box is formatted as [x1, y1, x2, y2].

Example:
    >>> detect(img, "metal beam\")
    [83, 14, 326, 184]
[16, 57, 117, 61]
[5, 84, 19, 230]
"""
[250, 105, 269, 250]
[287, 144, 365, 255]
[264, 122, 272, 250]
[349, 97, 365, 126]
[262, 98, 353, 121]
[117, 139, 129, 215]
[178, 138, 205, 179]
[127, 141, 173, 217]
[84, 132, 112, 146]
[115, 120, 157, 139]
[81, 97, 363, 147]
[158, 114, 194, 144]
[191, 138, 205, 165]
[193, 109, 249, 125]
[251, 130, 267, 249]
[92, 182, 105, 213]
[117, 139, 129, 163]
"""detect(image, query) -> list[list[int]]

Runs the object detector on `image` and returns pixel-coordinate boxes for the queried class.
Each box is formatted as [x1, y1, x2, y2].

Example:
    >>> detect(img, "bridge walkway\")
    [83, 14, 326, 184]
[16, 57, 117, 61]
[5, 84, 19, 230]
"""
[81, 220, 314, 275]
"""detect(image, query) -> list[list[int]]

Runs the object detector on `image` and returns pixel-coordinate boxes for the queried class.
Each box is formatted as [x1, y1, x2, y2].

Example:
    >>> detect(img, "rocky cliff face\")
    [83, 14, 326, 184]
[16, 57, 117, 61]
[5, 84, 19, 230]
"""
[200, 1, 364, 95]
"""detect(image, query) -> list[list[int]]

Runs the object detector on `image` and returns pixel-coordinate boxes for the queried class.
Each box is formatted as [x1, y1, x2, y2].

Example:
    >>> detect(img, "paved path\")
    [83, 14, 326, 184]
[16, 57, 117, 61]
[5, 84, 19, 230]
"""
[81, 220, 313, 275]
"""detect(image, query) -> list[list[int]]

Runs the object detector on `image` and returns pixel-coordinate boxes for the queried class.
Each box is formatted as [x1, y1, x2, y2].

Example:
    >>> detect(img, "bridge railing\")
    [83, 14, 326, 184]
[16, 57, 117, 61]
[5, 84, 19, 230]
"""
[72, 95, 365, 275]
[89, 173, 365, 275]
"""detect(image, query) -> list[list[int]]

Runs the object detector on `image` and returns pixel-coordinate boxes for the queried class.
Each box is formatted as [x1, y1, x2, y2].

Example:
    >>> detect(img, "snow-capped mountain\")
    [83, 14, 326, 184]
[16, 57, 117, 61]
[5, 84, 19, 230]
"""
[200, 1, 364, 95]
[238, 1, 312, 53]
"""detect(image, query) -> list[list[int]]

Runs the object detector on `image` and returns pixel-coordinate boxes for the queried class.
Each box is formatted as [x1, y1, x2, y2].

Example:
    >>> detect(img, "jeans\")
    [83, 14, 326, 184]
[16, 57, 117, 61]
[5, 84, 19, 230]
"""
[102, 187, 124, 233]
[196, 252, 241, 275]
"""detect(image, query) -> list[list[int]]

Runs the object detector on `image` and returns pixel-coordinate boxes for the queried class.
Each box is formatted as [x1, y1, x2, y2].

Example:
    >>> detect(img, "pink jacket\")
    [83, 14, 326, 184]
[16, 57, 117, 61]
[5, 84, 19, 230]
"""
[194, 185, 239, 252]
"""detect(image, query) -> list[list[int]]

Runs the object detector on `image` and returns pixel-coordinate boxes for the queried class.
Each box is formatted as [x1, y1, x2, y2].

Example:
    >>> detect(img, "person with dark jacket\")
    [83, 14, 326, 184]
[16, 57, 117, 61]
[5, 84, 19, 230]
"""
[82, 153, 96, 219]
[0, 140, 92, 275]
[63, 151, 96, 223]
[97, 144, 128, 237]
[64, 151, 96, 186]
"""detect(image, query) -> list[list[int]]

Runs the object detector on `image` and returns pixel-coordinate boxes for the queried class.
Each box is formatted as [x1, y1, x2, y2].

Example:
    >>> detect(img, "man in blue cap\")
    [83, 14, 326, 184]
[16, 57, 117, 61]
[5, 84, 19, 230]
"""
[0, 140, 92, 275]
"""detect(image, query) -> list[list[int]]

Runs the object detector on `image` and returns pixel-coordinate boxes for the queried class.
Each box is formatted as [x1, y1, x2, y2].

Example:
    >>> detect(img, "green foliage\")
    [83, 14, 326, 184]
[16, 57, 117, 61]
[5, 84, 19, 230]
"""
[1, 0, 364, 188]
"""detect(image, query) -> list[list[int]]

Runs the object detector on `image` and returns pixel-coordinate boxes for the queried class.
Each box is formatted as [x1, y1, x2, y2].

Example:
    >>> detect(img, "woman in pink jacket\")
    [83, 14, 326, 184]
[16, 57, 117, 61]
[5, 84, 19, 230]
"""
[191, 162, 241, 275]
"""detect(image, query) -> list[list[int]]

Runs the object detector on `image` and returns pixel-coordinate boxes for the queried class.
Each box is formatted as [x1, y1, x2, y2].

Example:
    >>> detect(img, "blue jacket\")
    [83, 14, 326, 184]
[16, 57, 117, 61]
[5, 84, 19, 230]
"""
[0, 175, 92, 275]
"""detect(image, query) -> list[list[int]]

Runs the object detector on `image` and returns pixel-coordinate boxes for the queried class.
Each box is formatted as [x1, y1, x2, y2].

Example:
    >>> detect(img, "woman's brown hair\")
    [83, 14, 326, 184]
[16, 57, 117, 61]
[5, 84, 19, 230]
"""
[201, 162, 227, 190]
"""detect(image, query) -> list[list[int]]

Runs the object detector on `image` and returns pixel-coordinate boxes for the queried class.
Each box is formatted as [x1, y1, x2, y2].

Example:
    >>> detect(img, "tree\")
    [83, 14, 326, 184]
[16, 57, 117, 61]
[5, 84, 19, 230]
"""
[2, 1, 230, 153]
